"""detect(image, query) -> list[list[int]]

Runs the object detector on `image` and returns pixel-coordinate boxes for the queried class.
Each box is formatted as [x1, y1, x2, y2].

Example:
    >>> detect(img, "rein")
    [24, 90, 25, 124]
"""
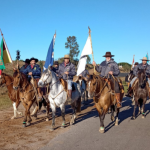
[92, 76, 115, 99]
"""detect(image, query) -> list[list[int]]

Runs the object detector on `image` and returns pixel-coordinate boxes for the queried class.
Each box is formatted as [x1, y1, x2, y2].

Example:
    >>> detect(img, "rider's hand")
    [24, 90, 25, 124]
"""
[93, 61, 96, 66]
[28, 72, 32, 75]
[64, 72, 69, 75]
[109, 71, 113, 75]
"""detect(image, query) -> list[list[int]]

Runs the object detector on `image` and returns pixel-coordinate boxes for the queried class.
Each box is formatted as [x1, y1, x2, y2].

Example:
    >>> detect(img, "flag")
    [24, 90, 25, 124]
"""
[43, 34, 56, 70]
[131, 55, 135, 69]
[0, 39, 5, 69]
[146, 53, 149, 64]
[77, 36, 93, 76]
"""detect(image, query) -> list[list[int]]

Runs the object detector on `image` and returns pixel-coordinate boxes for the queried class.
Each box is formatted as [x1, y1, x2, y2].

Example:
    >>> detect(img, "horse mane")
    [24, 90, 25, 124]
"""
[13, 70, 29, 84]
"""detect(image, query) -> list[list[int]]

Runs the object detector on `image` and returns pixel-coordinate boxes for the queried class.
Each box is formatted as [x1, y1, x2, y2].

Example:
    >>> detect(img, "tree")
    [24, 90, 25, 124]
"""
[65, 36, 79, 62]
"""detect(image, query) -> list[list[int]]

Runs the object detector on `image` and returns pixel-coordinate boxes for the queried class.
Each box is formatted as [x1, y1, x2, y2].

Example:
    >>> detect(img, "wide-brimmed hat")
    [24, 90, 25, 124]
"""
[103, 52, 114, 57]
[23, 59, 30, 64]
[54, 61, 59, 65]
[140, 57, 149, 61]
[30, 57, 38, 63]
[134, 62, 139, 65]
[64, 54, 70, 59]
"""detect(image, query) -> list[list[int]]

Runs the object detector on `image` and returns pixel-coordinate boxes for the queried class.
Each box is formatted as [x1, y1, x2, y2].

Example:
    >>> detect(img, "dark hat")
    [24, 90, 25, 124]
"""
[54, 61, 59, 65]
[103, 52, 114, 57]
[134, 62, 139, 65]
[23, 59, 30, 64]
[30, 57, 38, 63]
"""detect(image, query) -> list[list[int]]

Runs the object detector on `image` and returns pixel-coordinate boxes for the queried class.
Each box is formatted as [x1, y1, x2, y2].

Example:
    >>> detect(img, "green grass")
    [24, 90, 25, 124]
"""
[122, 81, 128, 94]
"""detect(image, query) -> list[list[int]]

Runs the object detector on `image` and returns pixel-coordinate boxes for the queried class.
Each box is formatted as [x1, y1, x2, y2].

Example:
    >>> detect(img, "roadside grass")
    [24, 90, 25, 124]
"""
[0, 95, 12, 110]
[0, 86, 12, 110]
[122, 81, 128, 94]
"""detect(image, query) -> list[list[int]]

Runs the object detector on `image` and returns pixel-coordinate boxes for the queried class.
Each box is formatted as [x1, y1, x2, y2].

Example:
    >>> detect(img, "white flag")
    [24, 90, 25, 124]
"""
[77, 36, 93, 76]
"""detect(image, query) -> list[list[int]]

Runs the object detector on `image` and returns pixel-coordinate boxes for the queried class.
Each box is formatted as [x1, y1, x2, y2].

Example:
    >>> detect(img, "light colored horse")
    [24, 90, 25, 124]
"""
[73, 76, 88, 104]
[38, 67, 82, 130]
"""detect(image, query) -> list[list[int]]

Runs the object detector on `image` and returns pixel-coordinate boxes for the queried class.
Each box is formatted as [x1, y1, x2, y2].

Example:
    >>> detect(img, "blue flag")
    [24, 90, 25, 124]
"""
[146, 53, 149, 63]
[44, 35, 56, 70]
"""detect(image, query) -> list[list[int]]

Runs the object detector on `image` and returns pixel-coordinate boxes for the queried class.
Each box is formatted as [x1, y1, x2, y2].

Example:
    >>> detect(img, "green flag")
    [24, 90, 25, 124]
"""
[0, 38, 5, 70]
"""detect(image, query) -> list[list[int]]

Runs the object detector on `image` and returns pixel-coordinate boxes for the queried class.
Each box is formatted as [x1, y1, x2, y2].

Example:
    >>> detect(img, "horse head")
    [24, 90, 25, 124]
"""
[138, 69, 146, 87]
[86, 74, 98, 98]
[0, 73, 6, 86]
[13, 69, 23, 90]
[38, 66, 53, 87]
[128, 70, 134, 82]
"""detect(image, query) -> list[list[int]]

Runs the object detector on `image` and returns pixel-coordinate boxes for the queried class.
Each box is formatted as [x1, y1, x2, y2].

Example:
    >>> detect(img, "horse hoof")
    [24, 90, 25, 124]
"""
[46, 118, 49, 122]
[111, 116, 115, 122]
[11, 116, 16, 120]
[99, 127, 105, 133]
[115, 122, 118, 126]
[132, 117, 135, 120]
[142, 116, 145, 119]
[61, 125, 65, 129]
[50, 127, 54, 131]
[26, 122, 31, 126]
[22, 124, 26, 128]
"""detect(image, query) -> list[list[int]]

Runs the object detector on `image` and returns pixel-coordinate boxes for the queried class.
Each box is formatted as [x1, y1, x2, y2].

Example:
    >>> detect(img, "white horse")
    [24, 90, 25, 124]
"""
[38, 67, 82, 130]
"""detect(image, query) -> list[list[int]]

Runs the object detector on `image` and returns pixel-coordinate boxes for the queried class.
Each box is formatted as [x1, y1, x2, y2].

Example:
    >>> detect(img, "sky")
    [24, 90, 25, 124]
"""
[0, 0, 150, 64]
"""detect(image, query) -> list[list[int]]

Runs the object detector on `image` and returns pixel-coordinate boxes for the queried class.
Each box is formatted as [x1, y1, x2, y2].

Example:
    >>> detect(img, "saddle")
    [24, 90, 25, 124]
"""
[103, 77, 124, 93]
[59, 78, 76, 92]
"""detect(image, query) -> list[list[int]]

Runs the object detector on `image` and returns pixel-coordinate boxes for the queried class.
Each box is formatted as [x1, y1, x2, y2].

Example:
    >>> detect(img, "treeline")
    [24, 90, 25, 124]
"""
[118, 62, 131, 72]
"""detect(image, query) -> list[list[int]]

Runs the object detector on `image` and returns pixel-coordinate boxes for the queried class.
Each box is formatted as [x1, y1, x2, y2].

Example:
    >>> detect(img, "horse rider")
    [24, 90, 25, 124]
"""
[79, 69, 89, 78]
[126, 62, 139, 87]
[19, 59, 30, 72]
[93, 52, 122, 108]
[22, 57, 42, 99]
[126, 57, 150, 97]
[52, 61, 59, 75]
[58, 54, 76, 102]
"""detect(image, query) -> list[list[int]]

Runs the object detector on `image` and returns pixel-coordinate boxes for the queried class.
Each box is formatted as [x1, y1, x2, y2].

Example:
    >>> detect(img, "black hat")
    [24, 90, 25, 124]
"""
[54, 61, 59, 65]
[23, 59, 30, 64]
[134, 62, 139, 65]
[103, 52, 114, 57]
[30, 57, 38, 63]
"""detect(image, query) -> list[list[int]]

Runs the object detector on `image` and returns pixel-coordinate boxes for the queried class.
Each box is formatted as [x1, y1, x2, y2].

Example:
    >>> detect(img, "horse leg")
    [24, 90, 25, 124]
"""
[115, 108, 120, 126]
[138, 102, 141, 115]
[50, 103, 56, 131]
[11, 102, 17, 119]
[99, 111, 105, 133]
[26, 101, 33, 126]
[46, 101, 50, 122]
[132, 99, 137, 120]
[60, 104, 65, 128]
[22, 102, 28, 127]
[141, 99, 146, 118]
[111, 105, 115, 122]
[15, 100, 22, 116]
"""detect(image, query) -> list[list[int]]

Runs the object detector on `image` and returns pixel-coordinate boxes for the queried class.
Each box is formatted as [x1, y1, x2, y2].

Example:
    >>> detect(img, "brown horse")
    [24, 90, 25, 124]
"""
[13, 70, 40, 127]
[132, 69, 149, 119]
[86, 74, 124, 133]
[0, 73, 22, 119]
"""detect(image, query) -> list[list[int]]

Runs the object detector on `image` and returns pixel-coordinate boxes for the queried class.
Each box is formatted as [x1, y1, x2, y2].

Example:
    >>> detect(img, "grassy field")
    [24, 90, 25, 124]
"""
[0, 95, 12, 110]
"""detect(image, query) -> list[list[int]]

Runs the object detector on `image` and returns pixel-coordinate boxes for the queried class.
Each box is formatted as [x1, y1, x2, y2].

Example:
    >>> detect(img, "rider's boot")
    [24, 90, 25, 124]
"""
[67, 90, 72, 104]
[115, 93, 122, 108]
[125, 86, 133, 98]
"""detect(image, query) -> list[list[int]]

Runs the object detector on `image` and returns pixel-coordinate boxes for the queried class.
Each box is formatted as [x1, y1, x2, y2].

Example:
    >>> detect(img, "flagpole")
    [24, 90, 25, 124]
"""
[88, 27, 94, 61]
[0, 29, 14, 68]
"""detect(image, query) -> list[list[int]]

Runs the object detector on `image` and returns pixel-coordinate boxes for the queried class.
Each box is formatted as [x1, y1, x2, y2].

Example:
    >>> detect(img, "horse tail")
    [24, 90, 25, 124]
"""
[138, 98, 143, 107]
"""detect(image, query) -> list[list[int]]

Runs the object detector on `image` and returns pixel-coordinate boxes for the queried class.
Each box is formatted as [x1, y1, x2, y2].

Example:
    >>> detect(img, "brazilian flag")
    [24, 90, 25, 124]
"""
[0, 38, 5, 70]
